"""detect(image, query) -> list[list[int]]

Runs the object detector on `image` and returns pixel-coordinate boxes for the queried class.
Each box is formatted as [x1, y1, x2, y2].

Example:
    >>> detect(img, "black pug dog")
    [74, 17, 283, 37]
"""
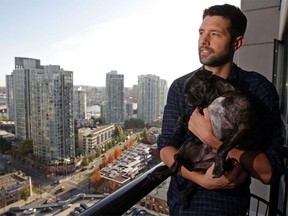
[149, 69, 260, 205]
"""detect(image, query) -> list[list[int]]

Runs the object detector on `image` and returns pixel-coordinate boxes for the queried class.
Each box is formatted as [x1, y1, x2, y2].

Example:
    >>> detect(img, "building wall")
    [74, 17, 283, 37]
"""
[0, 172, 31, 208]
[237, 0, 280, 81]
[78, 124, 115, 154]
[7, 57, 75, 162]
[137, 75, 160, 124]
[73, 87, 87, 120]
[105, 71, 124, 124]
[137, 75, 168, 124]
[5, 75, 14, 121]
[239, 0, 287, 214]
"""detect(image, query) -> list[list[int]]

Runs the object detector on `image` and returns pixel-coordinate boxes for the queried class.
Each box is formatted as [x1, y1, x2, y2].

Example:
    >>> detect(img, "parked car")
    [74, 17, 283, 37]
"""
[69, 210, 80, 216]
[61, 204, 72, 210]
[40, 207, 53, 213]
[55, 179, 62, 184]
[22, 208, 36, 215]
[80, 202, 89, 210]
[75, 207, 85, 213]
[80, 167, 87, 171]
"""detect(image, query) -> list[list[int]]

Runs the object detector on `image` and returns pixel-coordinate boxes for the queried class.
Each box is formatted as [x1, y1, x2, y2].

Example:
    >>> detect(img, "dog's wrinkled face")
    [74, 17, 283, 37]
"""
[184, 69, 214, 108]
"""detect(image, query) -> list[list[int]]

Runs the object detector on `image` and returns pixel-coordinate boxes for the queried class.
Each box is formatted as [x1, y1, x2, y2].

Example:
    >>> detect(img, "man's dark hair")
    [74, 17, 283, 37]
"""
[203, 4, 247, 41]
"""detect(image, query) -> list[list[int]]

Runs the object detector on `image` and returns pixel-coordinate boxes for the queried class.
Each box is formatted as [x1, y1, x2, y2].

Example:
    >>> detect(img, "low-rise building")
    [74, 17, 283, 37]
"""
[100, 143, 152, 184]
[0, 172, 32, 208]
[78, 124, 115, 154]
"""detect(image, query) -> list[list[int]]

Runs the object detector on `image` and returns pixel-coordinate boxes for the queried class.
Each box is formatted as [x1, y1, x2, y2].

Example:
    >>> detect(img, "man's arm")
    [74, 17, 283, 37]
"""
[189, 108, 272, 184]
[160, 145, 248, 189]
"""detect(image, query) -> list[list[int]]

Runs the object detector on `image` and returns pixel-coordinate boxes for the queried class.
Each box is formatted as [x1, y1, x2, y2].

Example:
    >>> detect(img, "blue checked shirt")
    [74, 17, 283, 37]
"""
[157, 64, 285, 215]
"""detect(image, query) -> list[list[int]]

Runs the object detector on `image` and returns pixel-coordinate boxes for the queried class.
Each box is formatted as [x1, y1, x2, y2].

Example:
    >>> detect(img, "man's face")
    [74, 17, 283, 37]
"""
[198, 15, 234, 67]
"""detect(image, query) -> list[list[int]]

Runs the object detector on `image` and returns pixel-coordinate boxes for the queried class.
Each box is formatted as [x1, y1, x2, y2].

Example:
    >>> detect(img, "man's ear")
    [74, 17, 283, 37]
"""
[234, 36, 244, 51]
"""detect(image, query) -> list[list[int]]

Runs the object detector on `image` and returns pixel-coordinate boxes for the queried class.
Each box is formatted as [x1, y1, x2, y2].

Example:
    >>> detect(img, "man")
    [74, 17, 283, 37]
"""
[157, 4, 285, 215]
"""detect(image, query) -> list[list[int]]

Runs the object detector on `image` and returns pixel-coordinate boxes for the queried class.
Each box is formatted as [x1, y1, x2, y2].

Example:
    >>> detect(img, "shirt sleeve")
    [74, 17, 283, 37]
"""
[157, 79, 186, 151]
[254, 80, 286, 184]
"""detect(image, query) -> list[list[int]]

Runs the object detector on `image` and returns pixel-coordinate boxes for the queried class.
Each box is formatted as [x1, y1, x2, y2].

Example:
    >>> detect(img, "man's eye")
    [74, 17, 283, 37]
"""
[211, 32, 220, 36]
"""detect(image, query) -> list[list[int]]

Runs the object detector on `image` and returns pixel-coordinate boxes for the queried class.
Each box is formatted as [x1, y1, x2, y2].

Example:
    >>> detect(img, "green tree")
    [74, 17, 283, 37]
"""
[96, 146, 101, 157]
[115, 126, 125, 142]
[142, 128, 148, 139]
[136, 134, 141, 142]
[124, 118, 145, 129]
[96, 117, 106, 124]
[81, 155, 89, 167]
[21, 186, 30, 203]
[18, 139, 33, 157]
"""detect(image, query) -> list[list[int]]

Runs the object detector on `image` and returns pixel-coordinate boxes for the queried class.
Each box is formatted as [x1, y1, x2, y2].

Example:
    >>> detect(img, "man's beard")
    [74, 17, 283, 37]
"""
[199, 46, 233, 67]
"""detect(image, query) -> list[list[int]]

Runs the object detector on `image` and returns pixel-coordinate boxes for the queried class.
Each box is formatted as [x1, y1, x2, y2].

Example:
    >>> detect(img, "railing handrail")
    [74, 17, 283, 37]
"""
[80, 162, 168, 216]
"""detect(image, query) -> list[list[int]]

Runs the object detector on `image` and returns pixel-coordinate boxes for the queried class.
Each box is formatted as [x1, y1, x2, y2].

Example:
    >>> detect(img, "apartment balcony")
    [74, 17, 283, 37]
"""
[80, 162, 287, 216]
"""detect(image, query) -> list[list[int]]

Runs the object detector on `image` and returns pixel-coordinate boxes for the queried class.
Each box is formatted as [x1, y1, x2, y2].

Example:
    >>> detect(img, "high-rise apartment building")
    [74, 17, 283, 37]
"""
[159, 79, 168, 116]
[5, 75, 15, 121]
[73, 86, 87, 120]
[137, 74, 167, 124]
[125, 102, 134, 119]
[105, 70, 124, 124]
[6, 57, 75, 162]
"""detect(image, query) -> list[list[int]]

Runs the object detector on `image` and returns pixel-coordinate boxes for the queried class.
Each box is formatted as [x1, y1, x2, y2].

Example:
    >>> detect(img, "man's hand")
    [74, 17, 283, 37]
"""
[183, 161, 249, 190]
[188, 108, 221, 149]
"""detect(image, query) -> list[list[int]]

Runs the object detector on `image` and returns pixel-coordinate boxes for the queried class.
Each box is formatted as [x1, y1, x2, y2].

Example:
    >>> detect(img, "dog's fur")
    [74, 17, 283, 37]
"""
[150, 69, 260, 205]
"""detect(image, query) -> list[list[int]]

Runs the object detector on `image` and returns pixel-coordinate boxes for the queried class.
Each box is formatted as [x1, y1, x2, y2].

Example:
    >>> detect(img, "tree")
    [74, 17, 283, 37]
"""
[17, 139, 33, 157]
[142, 128, 148, 140]
[81, 155, 89, 167]
[20, 186, 30, 203]
[108, 154, 115, 163]
[136, 134, 141, 142]
[126, 139, 133, 148]
[90, 168, 102, 190]
[96, 117, 106, 124]
[102, 154, 108, 167]
[96, 146, 101, 157]
[115, 126, 125, 142]
[114, 148, 122, 159]
[124, 118, 145, 129]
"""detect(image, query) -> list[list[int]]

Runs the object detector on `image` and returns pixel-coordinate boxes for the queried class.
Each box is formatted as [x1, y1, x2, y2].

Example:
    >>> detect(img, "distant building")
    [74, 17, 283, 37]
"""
[73, 86, 87, 120]
[137, 75, 168, 124]
[100, 143, 152, 185]
[78, 124, 115, 155]
[159, 79, 168, 116]
[105, 70, 124, 124]
[125, 102, 133, 120]
[5, 75, 14, 120]
[6, 57, 75, 162]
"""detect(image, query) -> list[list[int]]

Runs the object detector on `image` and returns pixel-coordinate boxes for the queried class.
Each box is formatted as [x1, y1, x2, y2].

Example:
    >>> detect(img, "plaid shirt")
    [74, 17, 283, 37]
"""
[157, 64, 285, 215]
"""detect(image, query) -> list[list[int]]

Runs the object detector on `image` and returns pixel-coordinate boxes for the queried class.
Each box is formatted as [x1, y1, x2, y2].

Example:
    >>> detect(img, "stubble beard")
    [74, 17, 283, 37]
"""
[198, 46, 233, 67]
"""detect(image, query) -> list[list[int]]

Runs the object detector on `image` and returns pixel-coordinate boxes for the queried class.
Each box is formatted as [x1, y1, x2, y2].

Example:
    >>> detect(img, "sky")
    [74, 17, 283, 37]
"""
[0, 0, 240, 88]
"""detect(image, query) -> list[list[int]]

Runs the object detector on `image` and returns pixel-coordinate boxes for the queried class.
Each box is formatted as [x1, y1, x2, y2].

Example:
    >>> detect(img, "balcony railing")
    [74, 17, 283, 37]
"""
[80, 161, 286, 216]
[80, 162, 168, 216]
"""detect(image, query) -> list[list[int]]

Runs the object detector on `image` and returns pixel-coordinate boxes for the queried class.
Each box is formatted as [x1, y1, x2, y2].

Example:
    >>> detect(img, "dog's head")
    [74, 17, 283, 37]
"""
[184, 69, 215, 108]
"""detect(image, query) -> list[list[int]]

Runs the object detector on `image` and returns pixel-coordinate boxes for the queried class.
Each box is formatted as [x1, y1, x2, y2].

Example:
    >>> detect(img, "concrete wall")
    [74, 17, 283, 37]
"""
[237, 0, 281, 210]
[235, 0, 281, 81]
